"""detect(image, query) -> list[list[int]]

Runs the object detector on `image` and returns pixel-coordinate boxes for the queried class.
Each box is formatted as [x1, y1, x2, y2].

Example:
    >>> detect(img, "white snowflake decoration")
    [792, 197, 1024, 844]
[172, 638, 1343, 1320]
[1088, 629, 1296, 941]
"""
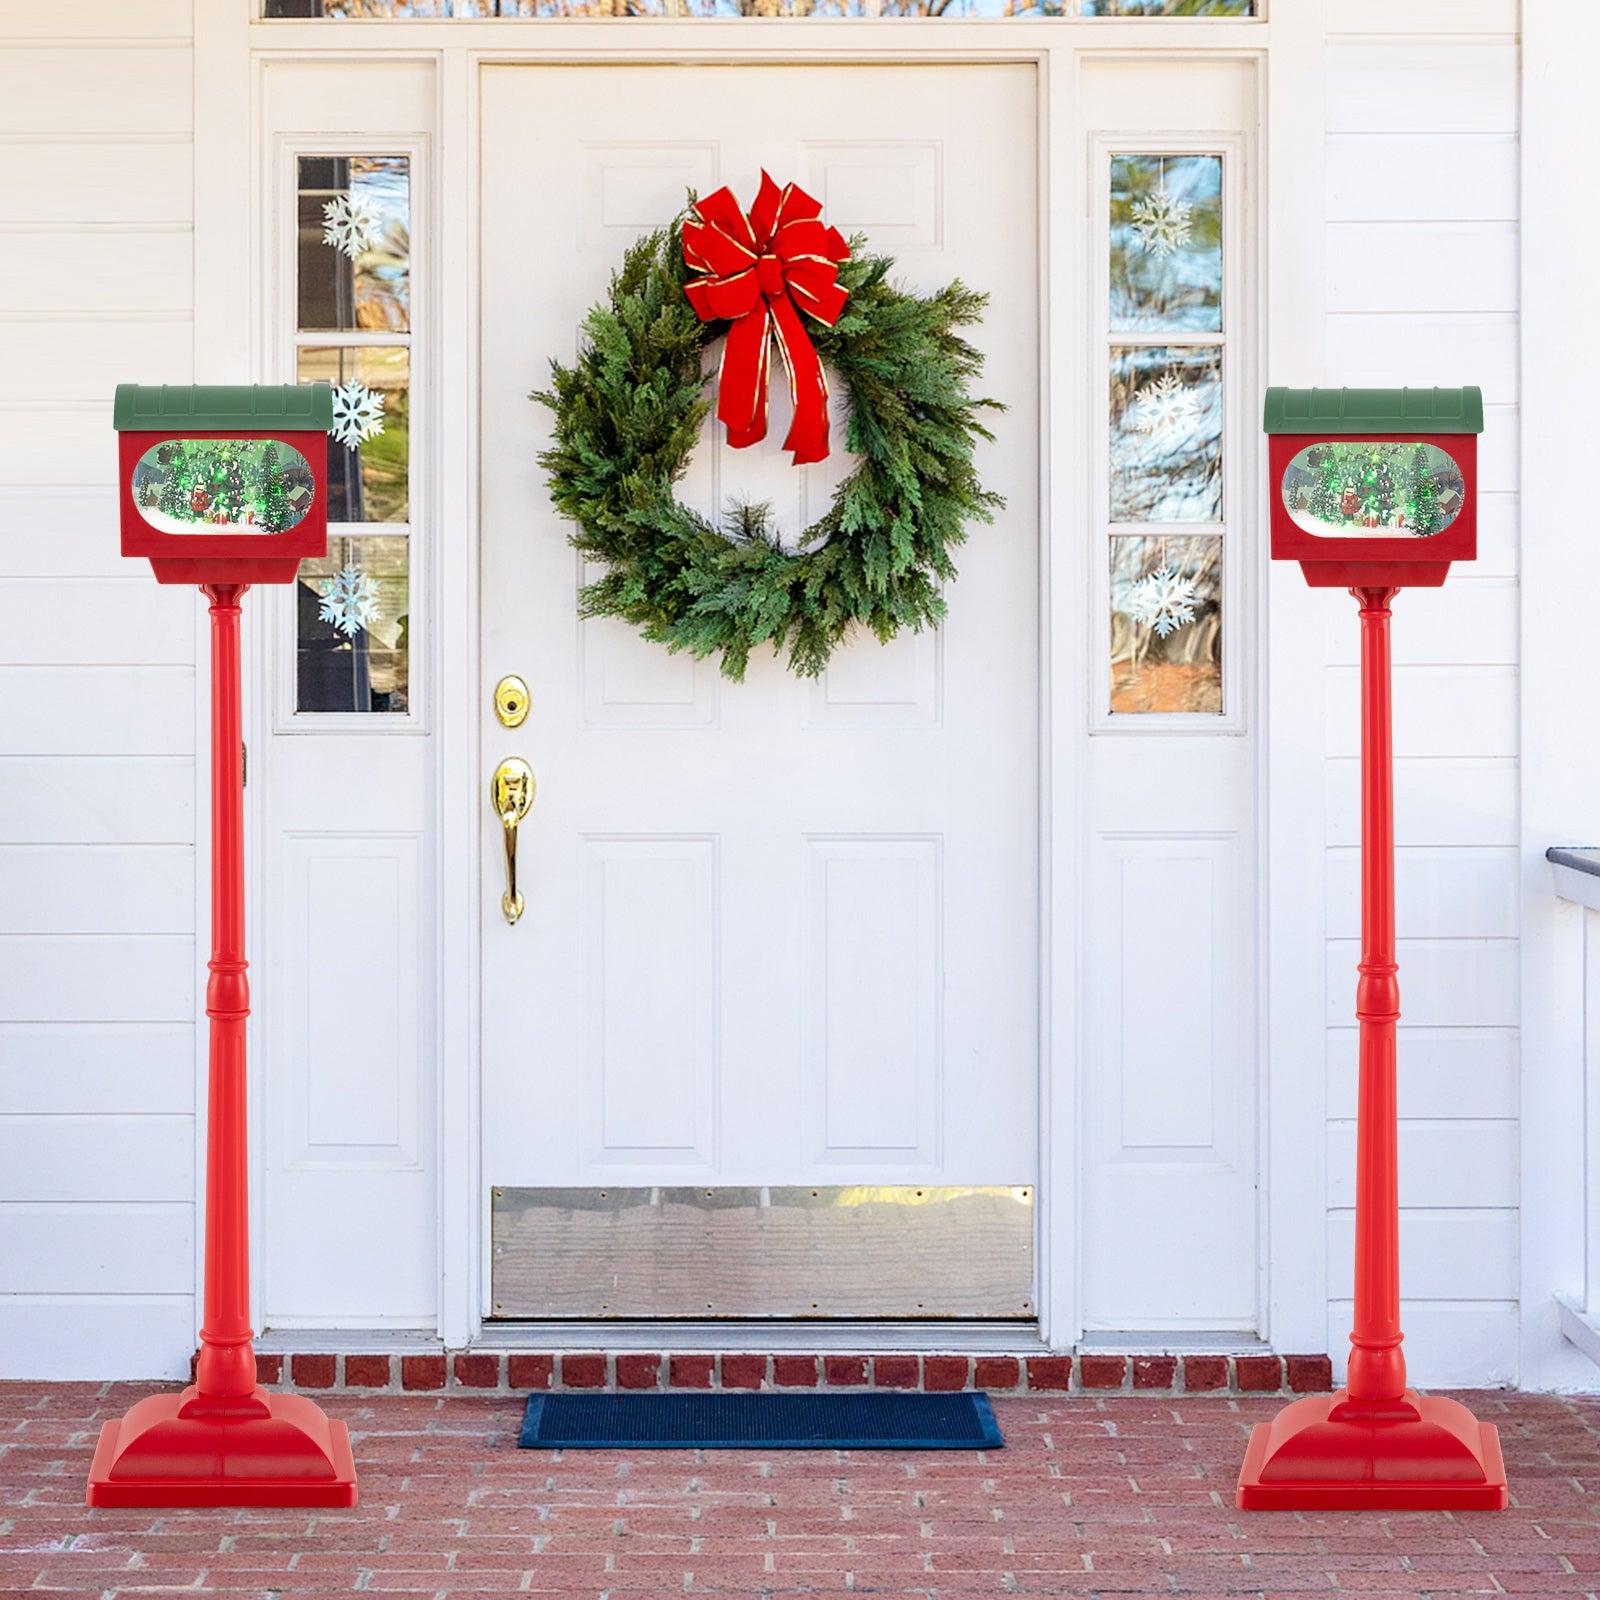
[330, 380, 386, 449]
[1134, 371, 1202, 440]
[321, 193, 380, 260]
[318, 565, 382, 638]
[1129, 182, 1193, 258]
[1127, 566, 1198, 638]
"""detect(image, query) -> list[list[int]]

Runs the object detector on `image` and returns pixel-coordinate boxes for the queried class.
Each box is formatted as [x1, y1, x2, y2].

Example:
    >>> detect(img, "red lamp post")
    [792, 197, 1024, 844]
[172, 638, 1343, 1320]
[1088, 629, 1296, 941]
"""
[88, 385, 357, 1508]
[1237, 386, 1506, 1510]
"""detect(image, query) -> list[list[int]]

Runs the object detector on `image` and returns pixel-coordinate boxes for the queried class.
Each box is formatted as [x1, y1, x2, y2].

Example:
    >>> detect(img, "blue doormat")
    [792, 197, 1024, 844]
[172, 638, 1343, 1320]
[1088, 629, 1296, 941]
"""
[518, 1391, 1003, 1450]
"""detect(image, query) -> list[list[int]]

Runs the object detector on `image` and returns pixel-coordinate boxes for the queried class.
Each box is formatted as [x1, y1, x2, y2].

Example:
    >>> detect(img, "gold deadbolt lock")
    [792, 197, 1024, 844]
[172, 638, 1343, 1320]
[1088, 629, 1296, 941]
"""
[494, 674, 530, 729]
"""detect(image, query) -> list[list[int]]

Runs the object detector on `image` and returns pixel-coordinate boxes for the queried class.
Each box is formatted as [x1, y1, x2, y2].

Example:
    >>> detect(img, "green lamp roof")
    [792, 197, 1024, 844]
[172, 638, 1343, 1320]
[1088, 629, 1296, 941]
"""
[113, 383, 333, 434]
[1263, 385, 1483, 435]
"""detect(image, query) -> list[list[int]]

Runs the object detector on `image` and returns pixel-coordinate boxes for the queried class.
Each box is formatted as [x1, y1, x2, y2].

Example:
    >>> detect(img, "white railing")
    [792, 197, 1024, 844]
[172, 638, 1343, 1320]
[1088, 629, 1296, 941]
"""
[1549, 848, 1600, 1367]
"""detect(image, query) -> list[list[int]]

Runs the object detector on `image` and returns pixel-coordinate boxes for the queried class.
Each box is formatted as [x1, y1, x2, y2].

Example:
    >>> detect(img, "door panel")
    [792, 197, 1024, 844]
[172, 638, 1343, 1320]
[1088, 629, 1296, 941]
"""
[478, 65, 1039, 1316]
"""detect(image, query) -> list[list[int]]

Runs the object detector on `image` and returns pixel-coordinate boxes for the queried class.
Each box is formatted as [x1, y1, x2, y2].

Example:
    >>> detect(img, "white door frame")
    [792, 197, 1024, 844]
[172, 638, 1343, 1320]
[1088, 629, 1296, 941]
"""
[192, 2, 1326, 1357]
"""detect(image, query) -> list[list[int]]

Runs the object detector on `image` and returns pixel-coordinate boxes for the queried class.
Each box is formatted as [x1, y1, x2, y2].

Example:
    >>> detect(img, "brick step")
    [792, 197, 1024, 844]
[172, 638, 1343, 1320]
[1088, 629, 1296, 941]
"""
[224, 1350, 1334, 1396]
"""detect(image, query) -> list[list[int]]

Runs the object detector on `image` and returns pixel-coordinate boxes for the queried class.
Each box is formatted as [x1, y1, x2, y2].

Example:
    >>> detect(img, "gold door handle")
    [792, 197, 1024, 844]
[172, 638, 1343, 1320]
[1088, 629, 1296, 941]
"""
[492, 757, 535, 925]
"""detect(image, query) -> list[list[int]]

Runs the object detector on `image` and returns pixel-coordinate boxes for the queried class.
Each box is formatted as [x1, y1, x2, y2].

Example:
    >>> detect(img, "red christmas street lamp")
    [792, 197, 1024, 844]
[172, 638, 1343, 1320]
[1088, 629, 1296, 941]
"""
[1237, 386, 1506, 1511]
[88, 385, 357, 1508]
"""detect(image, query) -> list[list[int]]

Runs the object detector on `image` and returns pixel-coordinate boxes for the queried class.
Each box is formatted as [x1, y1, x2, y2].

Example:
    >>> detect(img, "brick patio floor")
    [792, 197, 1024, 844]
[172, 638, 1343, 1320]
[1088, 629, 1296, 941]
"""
[6, 1384, 1600, 1597]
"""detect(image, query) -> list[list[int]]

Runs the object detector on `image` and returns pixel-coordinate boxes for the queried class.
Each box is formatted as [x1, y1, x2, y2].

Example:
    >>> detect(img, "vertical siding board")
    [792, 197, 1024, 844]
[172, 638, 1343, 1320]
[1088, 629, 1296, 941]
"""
[0, 14, 199, 1382]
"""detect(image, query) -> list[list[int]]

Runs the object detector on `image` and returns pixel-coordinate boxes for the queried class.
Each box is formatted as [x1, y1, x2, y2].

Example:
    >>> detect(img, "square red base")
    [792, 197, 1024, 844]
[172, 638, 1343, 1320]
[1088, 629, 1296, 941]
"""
[86, 1385, 357, 1508]
[1237, 1388, 1506, 1511]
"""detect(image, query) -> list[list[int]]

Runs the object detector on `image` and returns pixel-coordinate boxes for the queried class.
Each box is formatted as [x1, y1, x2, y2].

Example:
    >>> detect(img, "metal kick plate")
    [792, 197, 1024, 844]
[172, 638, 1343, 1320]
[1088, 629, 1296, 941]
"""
[490, 1185, 1035, 1319]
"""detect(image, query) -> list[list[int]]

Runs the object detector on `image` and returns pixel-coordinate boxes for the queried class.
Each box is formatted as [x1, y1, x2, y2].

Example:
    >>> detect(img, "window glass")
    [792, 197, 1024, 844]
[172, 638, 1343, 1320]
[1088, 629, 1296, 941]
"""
[268, 0, 1253, 15]
[1110, 534, 1222, 713]
[296, 534, 411, 713]
[1109, 345, 1222, 524]
[1106, 146, 1227, 717]
[296, 346, 410, 525]
[1111, 154, 1221, 334]
[1083, 0, 1251, 12]
[293, 152, 413, 716]
[298, 156, 409, 333]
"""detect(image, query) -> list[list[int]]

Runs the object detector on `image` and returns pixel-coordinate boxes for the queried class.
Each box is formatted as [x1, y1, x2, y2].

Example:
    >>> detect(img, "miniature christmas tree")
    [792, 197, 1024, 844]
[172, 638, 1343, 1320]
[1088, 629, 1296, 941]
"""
[157, 442, 190, 521]
[1309, 445, 1342, 525]
[1409, 444, 1439, 536]
[219, 448, 250, 525]
[256, 442, 292, 533]
[1374, 458, 1396, 526]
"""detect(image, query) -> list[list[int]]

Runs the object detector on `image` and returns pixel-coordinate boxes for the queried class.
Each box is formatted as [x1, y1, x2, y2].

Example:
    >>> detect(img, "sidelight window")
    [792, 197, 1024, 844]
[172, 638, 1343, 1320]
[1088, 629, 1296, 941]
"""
[1103, 150, 1234, 719]
[290, 155, 414, 717]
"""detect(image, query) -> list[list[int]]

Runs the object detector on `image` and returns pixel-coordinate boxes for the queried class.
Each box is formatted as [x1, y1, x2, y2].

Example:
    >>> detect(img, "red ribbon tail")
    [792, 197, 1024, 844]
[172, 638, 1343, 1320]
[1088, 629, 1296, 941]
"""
[717, 307, 772, 450]
[768, 293, 831, 466]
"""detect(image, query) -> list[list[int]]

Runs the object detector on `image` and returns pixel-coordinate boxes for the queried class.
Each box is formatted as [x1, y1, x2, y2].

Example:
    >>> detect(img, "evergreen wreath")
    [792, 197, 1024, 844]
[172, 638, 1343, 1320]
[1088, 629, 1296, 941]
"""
[534, 208, 1003, 680]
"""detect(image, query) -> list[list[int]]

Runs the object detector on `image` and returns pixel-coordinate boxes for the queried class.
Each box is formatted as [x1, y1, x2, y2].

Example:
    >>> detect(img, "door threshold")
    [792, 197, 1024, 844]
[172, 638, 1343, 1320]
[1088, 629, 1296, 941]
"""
[475, 1319, 1045, 1353]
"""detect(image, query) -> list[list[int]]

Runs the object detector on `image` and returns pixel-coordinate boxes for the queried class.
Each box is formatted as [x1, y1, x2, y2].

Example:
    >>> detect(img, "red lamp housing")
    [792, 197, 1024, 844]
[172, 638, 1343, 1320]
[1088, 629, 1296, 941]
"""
[114, 383, 333, 585]
[1264, 386, 1482, 588]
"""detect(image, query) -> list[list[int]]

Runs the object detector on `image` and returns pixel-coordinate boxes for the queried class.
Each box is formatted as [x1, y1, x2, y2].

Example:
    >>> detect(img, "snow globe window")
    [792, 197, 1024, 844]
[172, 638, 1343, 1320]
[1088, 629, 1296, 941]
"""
[132, 439, 315, 535]
[1279, 442, 1465, 539]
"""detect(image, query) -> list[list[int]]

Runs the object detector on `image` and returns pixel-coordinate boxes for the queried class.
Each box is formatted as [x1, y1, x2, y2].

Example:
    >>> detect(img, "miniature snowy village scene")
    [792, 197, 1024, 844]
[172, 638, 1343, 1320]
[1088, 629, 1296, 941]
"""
[131, 436, 316, 536]
[1279, 439, 1466, 539]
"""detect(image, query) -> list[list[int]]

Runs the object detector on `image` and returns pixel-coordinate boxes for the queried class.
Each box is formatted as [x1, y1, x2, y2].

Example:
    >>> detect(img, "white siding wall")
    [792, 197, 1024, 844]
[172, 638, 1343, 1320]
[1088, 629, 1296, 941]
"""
[0, 0, 199, 1379]
[1320, 0, 1521, 1386]
[0, 5, 1537, 1385]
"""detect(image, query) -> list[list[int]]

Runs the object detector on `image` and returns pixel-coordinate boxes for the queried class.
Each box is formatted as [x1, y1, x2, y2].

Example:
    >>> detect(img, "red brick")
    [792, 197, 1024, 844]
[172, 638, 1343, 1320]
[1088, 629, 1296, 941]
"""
[771, 1354, 818, 1387]
[1285, 1353, 1333, 1393]
[873, 1355, 919, 1389]
[400, 1353, 446, 1391]
[343, 1354, 391, 1388]
[453, 1353, 500, 1389]
[668, 1354, 714, 1389]
[1132, 1355, 1177, 1390]
[1182, 1354, 1228, 1391]
[974, 1356, 1021, 1390]
[1235, 1354, 1283, 1393]
[508, 1353, 554, 1390]
[1078, 1355, 1126, 1390]
[923, 1356, 970, 1392]
[616, 1353, 661, 1390]
[824, 1355, 868, 1387]
[560, 1353, 607, 1389]
[1026, 1356, 1072, 1391]
[291, 1352, 337, 1389]
[719, 1354, 767, 1390]
[254, 1353, 283, 1385]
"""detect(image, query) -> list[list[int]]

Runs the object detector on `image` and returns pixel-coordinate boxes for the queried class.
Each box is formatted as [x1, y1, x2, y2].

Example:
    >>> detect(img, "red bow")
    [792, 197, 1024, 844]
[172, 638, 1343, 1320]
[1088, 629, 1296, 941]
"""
[683, 172, 850, 467]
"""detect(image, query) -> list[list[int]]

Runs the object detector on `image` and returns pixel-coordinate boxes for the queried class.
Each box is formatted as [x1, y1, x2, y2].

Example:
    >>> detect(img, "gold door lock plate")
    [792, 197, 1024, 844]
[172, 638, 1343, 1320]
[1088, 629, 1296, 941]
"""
[494, 674, 530, 729]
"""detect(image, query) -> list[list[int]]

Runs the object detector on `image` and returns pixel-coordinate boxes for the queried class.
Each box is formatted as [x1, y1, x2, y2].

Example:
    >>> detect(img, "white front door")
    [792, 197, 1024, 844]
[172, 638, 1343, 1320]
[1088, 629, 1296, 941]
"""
[478, 63, 1040, 1317]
